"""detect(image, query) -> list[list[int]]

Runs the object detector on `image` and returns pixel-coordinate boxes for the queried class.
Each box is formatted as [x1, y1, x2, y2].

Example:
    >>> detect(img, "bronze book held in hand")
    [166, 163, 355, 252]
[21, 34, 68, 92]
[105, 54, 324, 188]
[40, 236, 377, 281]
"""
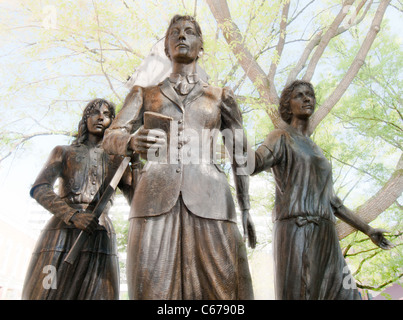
[143, 111, 173, 161]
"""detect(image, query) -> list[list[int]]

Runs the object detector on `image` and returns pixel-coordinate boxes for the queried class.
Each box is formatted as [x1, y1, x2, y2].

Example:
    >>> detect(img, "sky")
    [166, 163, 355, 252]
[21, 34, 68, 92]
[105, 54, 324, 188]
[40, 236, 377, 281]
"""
[0, 1, 79, 231]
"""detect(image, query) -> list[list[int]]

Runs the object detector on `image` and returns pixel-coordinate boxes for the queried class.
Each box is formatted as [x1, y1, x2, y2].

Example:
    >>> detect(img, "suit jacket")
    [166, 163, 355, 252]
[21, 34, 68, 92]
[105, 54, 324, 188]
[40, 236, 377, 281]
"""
[102, 77, 251, 222]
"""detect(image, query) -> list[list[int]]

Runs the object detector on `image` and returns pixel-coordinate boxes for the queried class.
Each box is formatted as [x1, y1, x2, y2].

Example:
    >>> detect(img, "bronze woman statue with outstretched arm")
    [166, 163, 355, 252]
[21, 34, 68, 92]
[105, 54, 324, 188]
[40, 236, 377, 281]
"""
[22, 99, 132, 300]
[253, 80, 393, 300]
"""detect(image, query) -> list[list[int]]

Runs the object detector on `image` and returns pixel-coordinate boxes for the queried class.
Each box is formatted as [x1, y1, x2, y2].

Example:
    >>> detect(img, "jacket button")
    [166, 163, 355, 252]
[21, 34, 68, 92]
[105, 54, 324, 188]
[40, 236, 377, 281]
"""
[176, 168, 181, 173]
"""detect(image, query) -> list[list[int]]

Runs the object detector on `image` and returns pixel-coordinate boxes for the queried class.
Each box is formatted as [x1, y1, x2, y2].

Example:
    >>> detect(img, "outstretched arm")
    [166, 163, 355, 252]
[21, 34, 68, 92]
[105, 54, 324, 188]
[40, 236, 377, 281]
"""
[333, 203, 394, 250]
[252, 129, 286, 175]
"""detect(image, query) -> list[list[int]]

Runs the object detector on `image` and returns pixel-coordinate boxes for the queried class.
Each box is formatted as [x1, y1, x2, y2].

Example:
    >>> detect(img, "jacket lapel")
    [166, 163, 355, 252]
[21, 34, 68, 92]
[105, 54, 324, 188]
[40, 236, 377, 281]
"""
[160, 78, 184, 112]
[183, 80, 205, 107]
[160, 77, 206, 113]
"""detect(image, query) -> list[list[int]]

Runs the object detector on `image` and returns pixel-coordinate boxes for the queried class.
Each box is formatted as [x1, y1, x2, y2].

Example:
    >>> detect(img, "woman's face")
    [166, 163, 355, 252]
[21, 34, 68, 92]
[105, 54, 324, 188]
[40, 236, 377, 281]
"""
[289, 84, 315, 121]
[86, 104, 112, 137]
[166, 19, 202, 64]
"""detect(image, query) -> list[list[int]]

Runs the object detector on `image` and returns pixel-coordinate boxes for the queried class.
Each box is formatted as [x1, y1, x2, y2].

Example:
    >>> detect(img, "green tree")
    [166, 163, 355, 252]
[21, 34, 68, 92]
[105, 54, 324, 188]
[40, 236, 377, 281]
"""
[321, 24, 402, 292]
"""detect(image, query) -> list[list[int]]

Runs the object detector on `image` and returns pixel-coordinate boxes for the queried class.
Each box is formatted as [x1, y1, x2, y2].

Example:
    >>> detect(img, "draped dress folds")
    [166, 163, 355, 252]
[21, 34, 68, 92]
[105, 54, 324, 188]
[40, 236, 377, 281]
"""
[102, 78, 254, 300]
[22, 144, 130, 300]
[253, 127, 360, 300]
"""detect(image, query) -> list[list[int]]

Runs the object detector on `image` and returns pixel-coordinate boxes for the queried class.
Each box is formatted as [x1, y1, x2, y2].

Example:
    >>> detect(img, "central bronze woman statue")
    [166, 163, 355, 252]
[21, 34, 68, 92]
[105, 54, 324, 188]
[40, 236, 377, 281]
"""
[103, 15, 256, 300]
[252, 80, 393, 300]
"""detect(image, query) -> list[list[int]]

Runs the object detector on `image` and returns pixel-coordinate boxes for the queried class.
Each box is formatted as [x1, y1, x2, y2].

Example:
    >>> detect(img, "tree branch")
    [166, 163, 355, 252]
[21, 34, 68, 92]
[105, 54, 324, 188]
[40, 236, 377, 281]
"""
[336, 152, 403, 239]
[92, 0, 122, 102]
[267, 1, 290, 101]
[287, 0, 315, 27]
[353, 249, 380, 276]
[0, 130, 73, 164]
[206, 0, 284, 128]
[286, 31, 323, 85]
[309, 0, 390, 134]
[286, 0, 372, 85]
[357, 273, 403, 291]
[303, 0, 355, 82]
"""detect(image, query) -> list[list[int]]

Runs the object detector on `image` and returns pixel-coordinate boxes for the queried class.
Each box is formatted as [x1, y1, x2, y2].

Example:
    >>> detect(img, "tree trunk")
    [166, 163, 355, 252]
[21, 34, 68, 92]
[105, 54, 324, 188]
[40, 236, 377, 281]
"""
[336, 153, 403, 239]
[205, 0, 284, 128]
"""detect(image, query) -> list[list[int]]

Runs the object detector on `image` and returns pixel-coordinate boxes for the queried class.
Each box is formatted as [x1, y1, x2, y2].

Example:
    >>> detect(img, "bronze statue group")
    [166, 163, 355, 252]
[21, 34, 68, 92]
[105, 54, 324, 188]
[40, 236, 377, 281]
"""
[22, 15, 392, 301]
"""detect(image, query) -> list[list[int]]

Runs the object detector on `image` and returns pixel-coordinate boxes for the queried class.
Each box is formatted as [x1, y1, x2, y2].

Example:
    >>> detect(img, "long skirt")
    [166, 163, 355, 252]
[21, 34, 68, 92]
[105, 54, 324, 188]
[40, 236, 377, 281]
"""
[273, 216, 360, 300]
[21, 214, 119, 300]
[126, 196, 254, 300]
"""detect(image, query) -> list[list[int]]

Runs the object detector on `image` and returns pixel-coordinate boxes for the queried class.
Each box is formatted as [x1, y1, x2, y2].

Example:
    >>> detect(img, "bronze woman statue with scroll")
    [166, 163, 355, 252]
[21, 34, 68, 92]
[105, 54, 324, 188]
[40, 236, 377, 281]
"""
[103, 15, 256, 300]
[252, 80, 393, 300]
[22, 99, 133, 300]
